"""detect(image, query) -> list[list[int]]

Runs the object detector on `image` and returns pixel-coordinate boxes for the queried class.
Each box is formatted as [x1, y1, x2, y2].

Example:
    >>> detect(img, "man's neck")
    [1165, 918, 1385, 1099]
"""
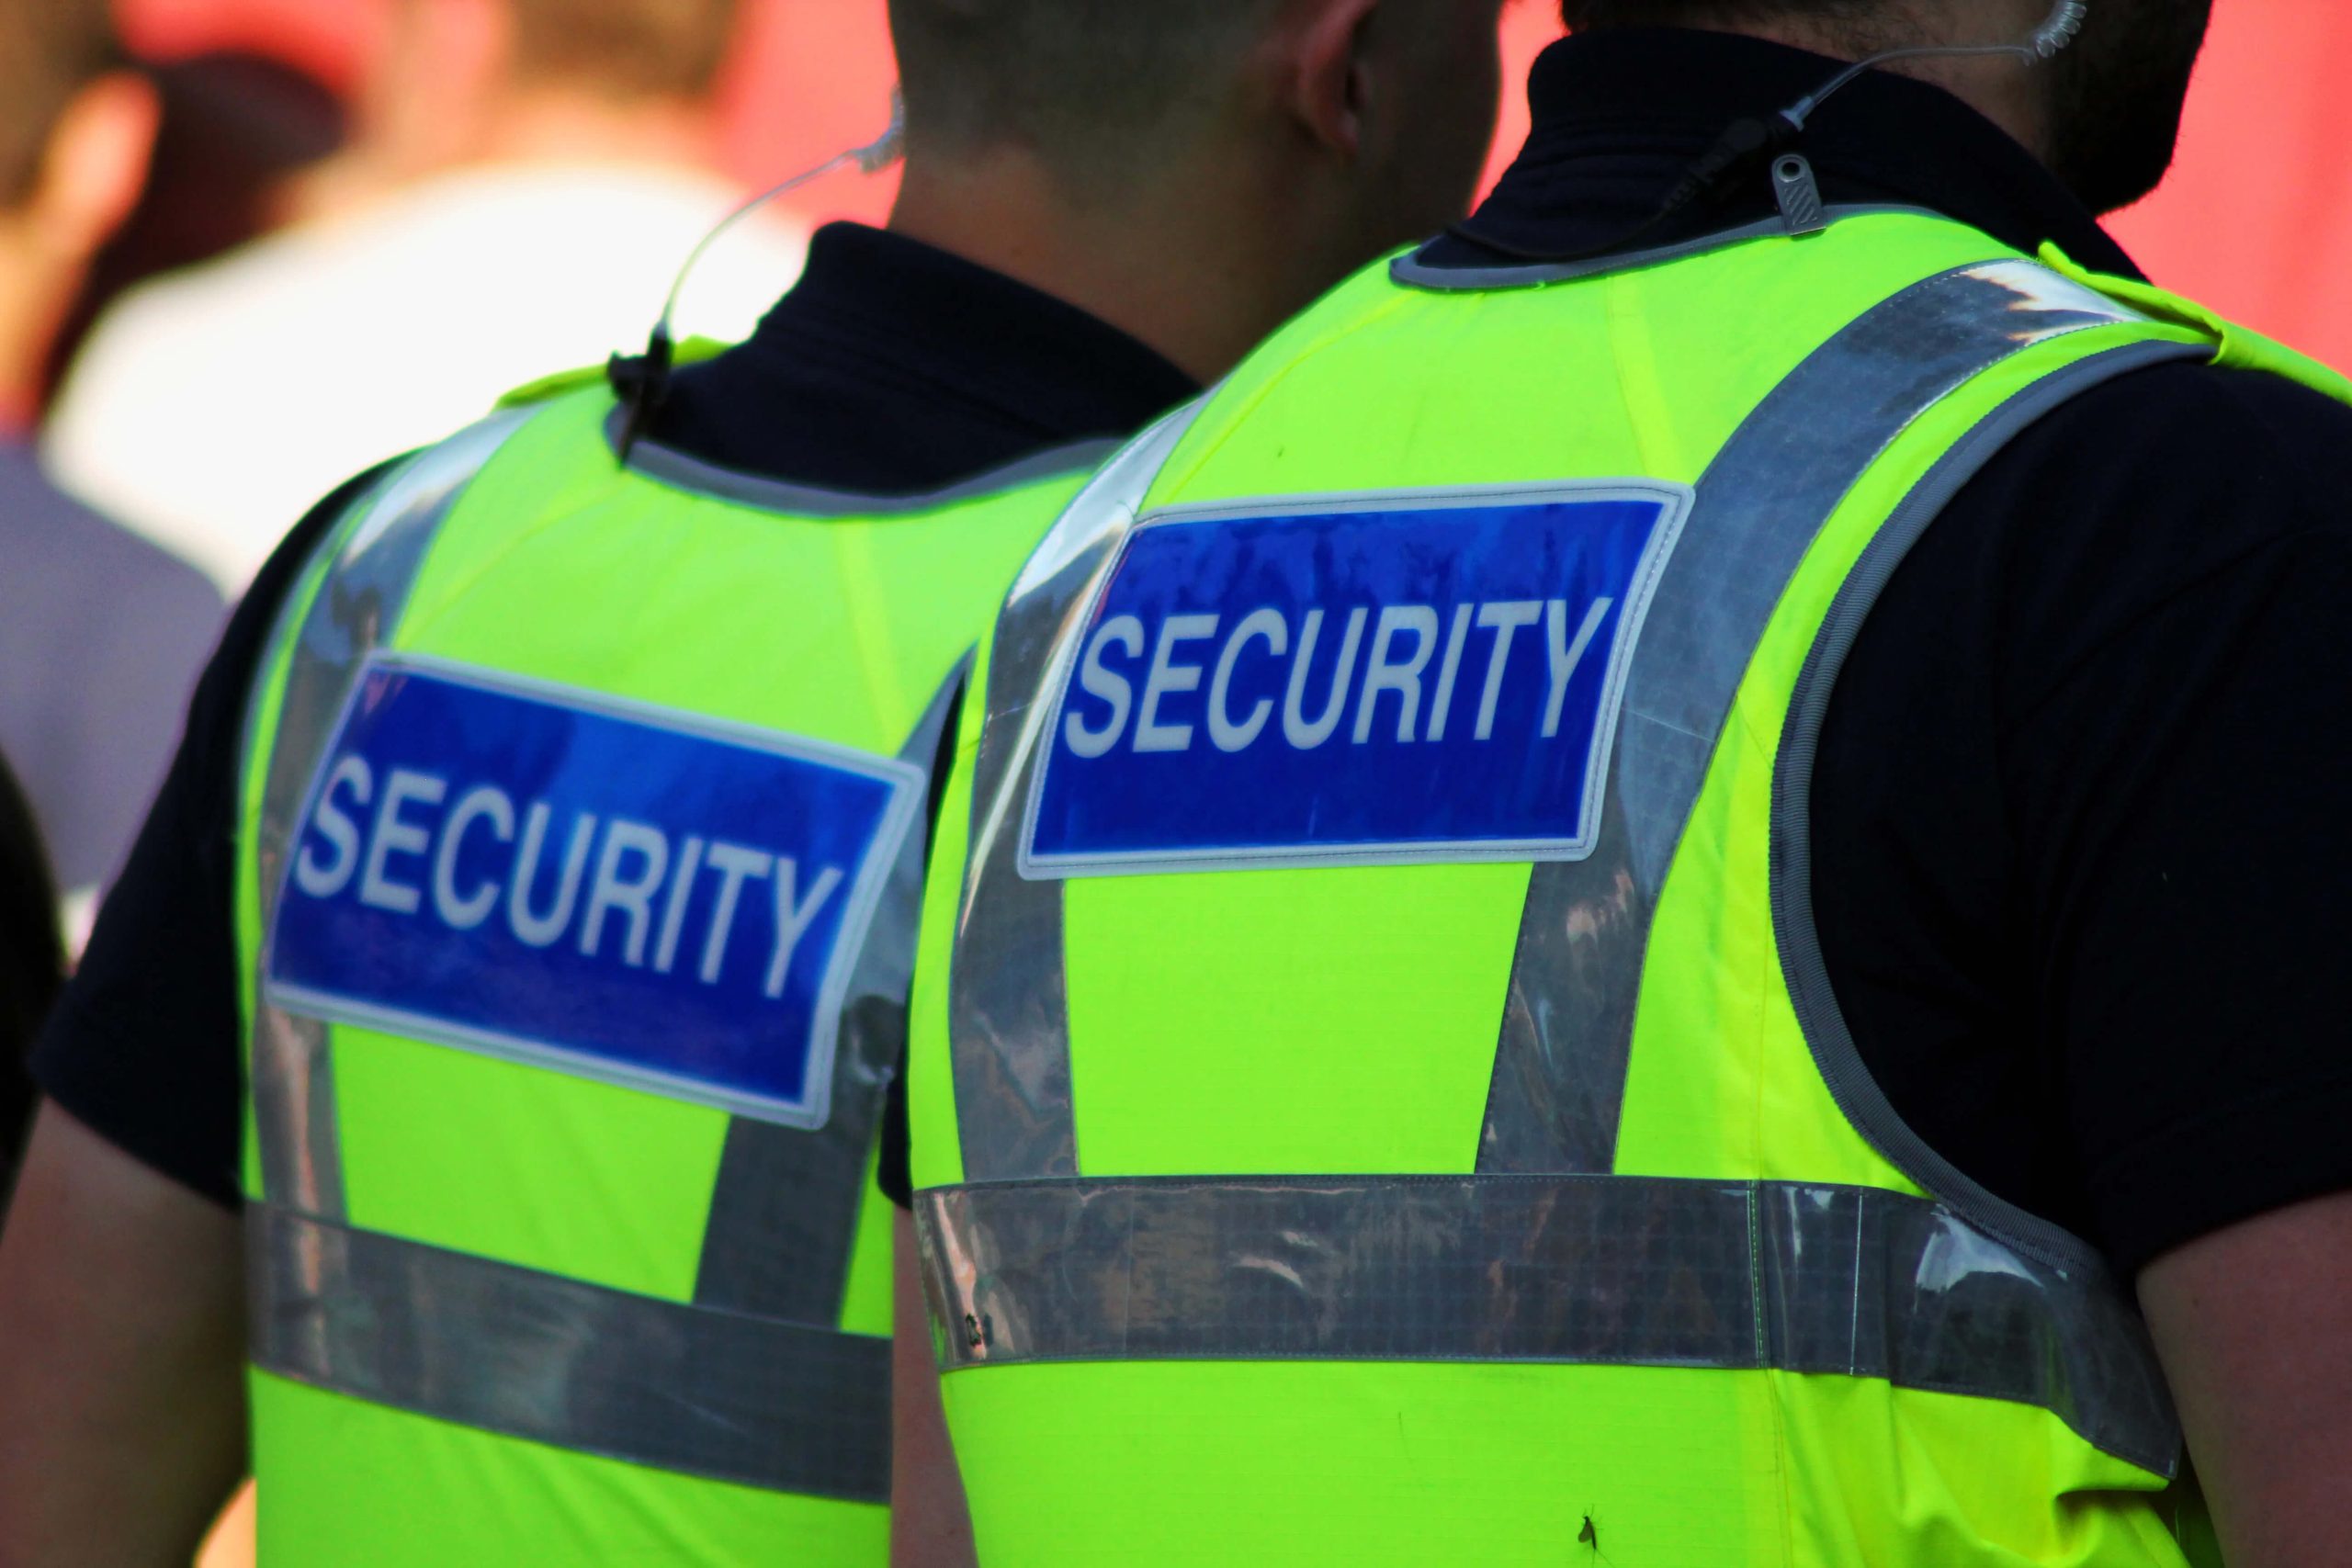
[888, 149, 1304, 387]
[1715, 17, 2052, 164]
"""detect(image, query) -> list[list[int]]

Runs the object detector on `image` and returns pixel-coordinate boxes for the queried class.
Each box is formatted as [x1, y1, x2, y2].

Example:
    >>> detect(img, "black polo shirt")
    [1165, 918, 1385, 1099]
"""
[31, 221, 1195, 1207]
[882, 30, 2352, 1282]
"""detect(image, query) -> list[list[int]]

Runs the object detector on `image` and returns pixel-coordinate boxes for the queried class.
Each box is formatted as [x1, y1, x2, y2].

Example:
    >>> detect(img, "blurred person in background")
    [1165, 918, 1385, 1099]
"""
[0, 0, 1507, 1562]
[40, 0, 805, 593]
[0, 0, 225, 939]
[38, 50, 348, 413]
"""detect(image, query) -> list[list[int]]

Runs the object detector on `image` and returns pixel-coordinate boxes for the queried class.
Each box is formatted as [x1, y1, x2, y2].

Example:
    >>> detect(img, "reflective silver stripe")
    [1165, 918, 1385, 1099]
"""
[915, 1174, 2179, 1475]
[248, 410, 537, 1217]
[950, 403, 1211, 1180]
[696, 670, 968, 1319]
[1478, 260, 2152, 1175]
[254, 1204, 892, 1501]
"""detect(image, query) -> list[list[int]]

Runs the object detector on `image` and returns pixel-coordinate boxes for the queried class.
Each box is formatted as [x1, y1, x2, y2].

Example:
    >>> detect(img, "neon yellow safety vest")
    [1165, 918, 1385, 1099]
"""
[905, 209, 2351, 1566]
[234, 382, 1113, 1564]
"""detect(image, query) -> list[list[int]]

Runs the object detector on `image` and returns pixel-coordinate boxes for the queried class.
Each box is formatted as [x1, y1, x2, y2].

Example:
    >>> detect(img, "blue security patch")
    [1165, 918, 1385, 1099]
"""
[1021, 483, 1689, 876]
[266, 656, 922, 1126]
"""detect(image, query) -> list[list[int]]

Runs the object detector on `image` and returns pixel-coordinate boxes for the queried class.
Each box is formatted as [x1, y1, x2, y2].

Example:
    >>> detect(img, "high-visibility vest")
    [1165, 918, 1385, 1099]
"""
[235, 382, 1111, 1564]
[906, 209, 2350, 1566]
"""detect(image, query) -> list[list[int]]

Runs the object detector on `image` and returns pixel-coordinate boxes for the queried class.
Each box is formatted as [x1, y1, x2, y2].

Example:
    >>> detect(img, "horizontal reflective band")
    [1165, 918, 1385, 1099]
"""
[253, 1206, 891, 1501]
[916, 1175, 2178, 1475]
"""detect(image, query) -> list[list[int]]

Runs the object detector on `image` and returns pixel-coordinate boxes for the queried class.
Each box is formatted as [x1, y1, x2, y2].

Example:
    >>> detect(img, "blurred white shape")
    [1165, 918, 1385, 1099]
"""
[42, 161, 807, 593]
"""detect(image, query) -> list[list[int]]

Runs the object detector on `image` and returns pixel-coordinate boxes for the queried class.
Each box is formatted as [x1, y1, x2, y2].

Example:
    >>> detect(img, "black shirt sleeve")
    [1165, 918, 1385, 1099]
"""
[879, 1070, 911, 1210]
[878, 682, 971, 1213]
[30, 467, 389, 1206]
[1816, 361, 2352, 1277]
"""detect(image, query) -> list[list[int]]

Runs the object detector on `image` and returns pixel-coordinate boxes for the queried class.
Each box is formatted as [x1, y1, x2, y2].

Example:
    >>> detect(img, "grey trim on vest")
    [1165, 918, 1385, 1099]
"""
[949, 402, 1212, 1181]
[252, 1205, 892, 1502]
[245, 1008, 339, 1216]
[695, 666, 971, 1322]
[248, 410, 537, 1220]
[605, 407, 1121, 517]
[1478, 260, 2154, 1178]
[1388, 206, 1950, 292]
[915, 1173, 2180, 1476]
[1771, 335, 2211, 1275]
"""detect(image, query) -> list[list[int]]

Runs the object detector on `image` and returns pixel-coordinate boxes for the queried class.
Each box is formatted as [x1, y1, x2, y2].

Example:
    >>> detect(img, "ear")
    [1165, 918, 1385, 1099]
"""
[24, 73, 160, 265]
[1286, 0, 1384, 159]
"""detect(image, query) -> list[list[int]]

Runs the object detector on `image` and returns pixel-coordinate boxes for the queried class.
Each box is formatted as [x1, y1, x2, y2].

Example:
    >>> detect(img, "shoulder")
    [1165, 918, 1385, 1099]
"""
[1916, 358, 2352, 706]
[2023, 355, 2352, 475]
[184, 459, 402, 761]
[1981, 357, 2352, 531]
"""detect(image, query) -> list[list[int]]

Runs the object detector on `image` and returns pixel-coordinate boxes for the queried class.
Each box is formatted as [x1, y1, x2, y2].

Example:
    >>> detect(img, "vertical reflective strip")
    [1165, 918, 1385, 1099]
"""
[915, 1174, 2179, 1475]
[950, 404, 1210, 1181]
[253, 1204, 892, 1500]
[1477, 261, 2150, 1175]
[248, 410, 537, 1217]
[696, 670, 968, 1320]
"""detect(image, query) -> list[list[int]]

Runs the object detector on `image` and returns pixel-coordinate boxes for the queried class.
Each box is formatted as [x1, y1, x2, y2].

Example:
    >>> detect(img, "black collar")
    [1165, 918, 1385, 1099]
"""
[1426, 29, 2143, 279]
[754, 224, 1197, 435]
[650, 222, 1198, 493]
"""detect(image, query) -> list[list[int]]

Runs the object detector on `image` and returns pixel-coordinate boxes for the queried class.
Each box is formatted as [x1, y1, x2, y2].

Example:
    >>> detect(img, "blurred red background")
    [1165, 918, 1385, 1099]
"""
[112, 2, 2352, 358]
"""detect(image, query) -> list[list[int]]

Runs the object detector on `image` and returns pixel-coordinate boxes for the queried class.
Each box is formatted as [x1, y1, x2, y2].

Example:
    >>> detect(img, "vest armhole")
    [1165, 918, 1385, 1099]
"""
[1769, 335, 2212, 1280]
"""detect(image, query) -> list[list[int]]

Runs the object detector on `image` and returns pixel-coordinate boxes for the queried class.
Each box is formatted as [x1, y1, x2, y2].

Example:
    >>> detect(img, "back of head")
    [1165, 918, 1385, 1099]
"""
[1559, 0, 1928, 51]
[1555, 0, 2210, 215]
[1560, 1, 1883, 27]
[0, 0, 119, 207]
[508, 0, 740, 102]
[884, 0, 1506, 382]
[888, 0, 1283, 187]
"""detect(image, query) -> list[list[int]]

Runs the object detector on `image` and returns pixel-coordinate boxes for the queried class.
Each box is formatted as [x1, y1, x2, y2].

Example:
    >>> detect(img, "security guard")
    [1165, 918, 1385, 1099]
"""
[895, 3, 2352, 1564]
[0, 2, 1507, 1562]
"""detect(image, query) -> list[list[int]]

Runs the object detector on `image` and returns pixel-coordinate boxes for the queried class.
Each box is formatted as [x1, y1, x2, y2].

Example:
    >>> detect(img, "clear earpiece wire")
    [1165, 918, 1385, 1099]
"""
[1781, 1, 2089, 130]
[614, 90, 905, 458]
[652, 90, 907, 347]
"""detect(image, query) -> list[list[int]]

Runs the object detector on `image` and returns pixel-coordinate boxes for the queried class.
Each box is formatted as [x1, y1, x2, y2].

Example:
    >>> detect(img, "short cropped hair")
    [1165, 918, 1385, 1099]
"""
[1560, 1, 1888, 29]
[0, 0, 120, 203]
[887, 0, 1283, 176]
[509, 0, 741, 102]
